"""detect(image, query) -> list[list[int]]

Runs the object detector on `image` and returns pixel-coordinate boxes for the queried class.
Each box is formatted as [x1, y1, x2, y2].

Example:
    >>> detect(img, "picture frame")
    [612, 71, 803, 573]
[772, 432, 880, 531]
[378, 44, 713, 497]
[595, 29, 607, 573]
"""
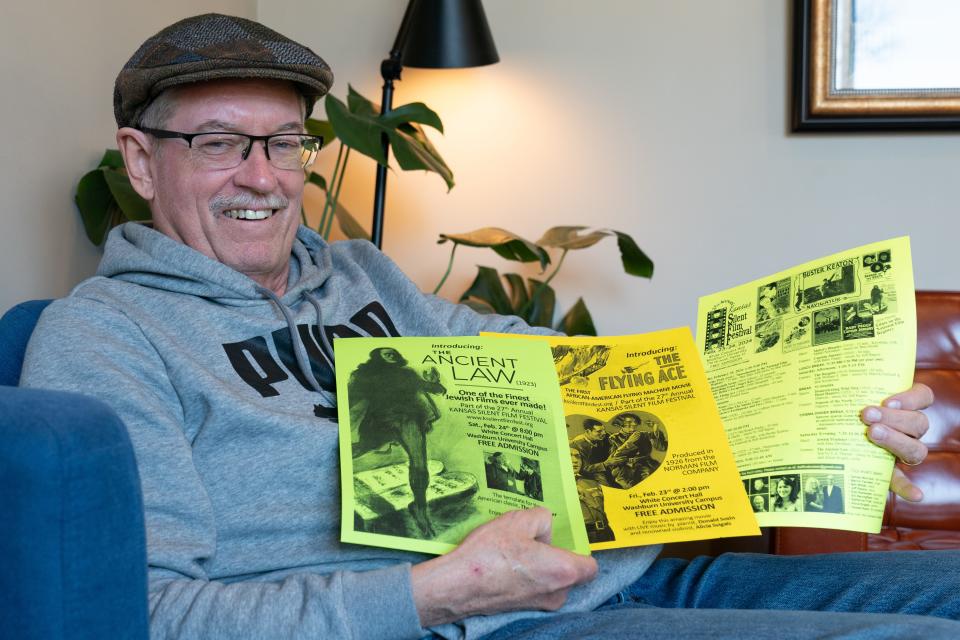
[792, 0, 960, 131]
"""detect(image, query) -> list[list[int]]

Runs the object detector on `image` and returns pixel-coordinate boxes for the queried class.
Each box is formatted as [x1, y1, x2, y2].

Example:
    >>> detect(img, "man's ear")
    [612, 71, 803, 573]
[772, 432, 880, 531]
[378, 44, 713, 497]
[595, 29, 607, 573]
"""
[116, 127, 156, 201]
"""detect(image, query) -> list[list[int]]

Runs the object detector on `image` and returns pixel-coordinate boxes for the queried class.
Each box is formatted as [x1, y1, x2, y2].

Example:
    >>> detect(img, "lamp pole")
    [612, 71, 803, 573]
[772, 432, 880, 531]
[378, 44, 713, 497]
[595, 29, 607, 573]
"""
[371, 1, 419, 249]
[370, 0, 498, 250]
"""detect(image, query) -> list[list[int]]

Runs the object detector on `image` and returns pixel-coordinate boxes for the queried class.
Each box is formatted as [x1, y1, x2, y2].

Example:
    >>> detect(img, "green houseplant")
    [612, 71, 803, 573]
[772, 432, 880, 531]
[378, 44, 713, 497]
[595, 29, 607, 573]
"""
[75, 87, 652, 335]
[432, 226, 653, 336]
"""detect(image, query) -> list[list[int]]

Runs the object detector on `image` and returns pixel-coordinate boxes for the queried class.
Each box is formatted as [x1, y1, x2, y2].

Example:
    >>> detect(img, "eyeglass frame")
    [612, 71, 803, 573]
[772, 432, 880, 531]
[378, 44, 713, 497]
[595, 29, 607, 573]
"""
[139, 127, 324, 170]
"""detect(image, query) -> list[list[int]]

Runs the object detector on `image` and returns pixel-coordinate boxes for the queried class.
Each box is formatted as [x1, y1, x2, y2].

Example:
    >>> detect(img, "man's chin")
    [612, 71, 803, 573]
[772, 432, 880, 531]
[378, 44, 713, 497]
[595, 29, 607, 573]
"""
[217, 234, 297, 277]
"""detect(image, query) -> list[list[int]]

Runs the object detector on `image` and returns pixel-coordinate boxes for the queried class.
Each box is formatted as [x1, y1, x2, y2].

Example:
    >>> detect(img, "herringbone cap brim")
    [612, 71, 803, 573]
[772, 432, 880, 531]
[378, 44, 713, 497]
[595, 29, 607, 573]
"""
[114, 13, 334, 127]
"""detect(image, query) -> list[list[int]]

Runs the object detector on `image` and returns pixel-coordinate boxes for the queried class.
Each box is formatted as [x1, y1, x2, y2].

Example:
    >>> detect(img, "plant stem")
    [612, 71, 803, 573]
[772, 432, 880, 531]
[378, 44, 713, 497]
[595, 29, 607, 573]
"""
[433, 243, 459, 294]
[324, 147, 351, 239]
[318, 143, 346, 239]
[520, 248, 569, 317]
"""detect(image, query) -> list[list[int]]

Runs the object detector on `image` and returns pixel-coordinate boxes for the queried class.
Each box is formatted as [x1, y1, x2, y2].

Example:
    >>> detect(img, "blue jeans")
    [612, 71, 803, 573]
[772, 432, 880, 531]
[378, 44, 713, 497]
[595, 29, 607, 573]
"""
[482, 551, 960, 639]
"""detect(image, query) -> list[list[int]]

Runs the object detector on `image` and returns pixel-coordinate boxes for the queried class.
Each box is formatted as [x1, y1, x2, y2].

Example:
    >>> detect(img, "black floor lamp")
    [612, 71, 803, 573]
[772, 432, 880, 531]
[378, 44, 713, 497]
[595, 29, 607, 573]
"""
[371, 0, 499, 249]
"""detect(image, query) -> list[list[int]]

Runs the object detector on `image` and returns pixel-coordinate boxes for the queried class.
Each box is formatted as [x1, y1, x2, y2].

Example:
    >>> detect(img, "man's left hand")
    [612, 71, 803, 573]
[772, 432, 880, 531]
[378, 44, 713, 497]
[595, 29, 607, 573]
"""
[862, 382, 934, 502]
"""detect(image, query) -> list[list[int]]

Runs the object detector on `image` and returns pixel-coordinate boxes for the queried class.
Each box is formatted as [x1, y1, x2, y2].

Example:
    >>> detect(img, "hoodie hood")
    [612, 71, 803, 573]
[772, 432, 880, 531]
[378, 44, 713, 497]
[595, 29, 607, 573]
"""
[97, 222, 334, 306]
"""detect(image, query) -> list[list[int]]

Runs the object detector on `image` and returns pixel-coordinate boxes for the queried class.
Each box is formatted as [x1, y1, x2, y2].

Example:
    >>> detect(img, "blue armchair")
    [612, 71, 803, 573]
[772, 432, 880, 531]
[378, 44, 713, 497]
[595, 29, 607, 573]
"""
[0, 300, 149, 640]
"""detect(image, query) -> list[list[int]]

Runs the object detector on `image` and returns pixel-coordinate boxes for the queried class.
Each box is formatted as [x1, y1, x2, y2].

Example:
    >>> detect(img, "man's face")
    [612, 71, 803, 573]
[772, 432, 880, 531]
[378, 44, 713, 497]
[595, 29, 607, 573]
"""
[585, 425, 605, 442]
[620, 416, 638, 433]
[146, 79, 306, 292]
[570, 451, 582, 474]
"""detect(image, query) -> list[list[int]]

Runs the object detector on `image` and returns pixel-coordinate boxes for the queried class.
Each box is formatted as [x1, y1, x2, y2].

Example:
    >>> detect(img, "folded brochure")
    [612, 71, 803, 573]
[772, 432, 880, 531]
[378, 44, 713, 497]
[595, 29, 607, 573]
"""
[335, 330, 759, 555]
[335, 237, 913, 553]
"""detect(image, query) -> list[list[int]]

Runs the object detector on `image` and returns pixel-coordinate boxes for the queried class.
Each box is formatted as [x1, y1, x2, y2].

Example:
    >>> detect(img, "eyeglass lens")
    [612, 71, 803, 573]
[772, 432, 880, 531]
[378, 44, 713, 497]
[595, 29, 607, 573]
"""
[192, 134, 320, 170]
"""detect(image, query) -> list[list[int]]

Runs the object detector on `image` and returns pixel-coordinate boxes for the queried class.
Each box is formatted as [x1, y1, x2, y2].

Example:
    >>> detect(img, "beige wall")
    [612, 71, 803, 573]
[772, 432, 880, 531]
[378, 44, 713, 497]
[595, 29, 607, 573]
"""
[0, 0, 255, 313]
[3, 1, 958, 337]
[260, 0, 960, 335]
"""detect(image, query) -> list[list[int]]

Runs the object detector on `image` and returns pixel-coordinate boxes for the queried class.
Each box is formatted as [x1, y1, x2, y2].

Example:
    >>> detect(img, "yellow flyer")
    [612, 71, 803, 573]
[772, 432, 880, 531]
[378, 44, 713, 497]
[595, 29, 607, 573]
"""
[487, 328, 759, 550]
[695, 237, 915, 533]
[335, 336, 589, 556]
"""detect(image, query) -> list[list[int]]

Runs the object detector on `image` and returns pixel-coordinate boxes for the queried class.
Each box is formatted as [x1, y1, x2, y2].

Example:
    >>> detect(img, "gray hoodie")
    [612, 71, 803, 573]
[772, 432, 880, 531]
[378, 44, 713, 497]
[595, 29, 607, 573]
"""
[21, 223, 658, 640]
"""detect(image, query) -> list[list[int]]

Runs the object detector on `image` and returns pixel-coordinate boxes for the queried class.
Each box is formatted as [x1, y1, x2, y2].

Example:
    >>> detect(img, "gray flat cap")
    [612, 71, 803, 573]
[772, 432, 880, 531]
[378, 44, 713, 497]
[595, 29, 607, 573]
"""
[114, 13, 334, 127]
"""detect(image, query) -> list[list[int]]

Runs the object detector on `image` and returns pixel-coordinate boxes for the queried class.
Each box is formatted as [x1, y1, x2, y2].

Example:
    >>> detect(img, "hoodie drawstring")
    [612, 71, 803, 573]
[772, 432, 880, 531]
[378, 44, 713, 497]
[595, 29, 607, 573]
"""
[304, 292, 336, 366]
[256, 286, 337, 407]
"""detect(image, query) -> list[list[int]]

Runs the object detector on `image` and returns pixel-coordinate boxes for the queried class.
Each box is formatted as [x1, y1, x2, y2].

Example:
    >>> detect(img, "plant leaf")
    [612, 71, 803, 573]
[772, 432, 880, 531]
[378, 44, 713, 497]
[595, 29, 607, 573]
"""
[304, 118, 337, 144]
[387, 126, 454, 190]
[98, 149, 125, 170]
[347, 85, 380, 117]
[538, 226, 654, 277]
[525, 278, 556, 328]
[438, 228, 549, 268]
[537, 226, 611, 250]
[75, 169, 115, 245]
[324, 93, 387, 165]
[502, 272, 529, 312]
[102, 168, 152, 221]
[557, 298, 597, 336]
[613, 230, 655, 278]
[380, 102, 443, 133]
[108, 200, 127, 232]
[333, 202, 370, 241]
[337, 87, 453, 187]
[459, 266, 513, 315]
[306, 172, 328, 190]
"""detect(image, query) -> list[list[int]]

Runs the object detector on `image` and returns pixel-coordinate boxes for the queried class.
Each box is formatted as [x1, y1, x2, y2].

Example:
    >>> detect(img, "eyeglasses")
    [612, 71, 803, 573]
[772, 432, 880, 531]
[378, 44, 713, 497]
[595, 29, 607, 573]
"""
[140, 127, 323, 170]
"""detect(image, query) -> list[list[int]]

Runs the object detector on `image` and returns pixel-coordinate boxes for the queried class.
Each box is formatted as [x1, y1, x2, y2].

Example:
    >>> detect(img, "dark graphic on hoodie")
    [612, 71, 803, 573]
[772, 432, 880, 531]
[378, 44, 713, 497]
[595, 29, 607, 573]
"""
[222, 301, 400, 418]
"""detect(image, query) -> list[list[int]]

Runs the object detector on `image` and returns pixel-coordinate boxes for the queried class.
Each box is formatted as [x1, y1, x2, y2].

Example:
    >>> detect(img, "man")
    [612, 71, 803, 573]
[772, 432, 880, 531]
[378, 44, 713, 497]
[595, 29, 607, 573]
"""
[568, 418, 616, 486]
[751, 494, 767, 513]
[607, 413, 656, 488]
[571, 450, 615, 544]
[516, 457, 544, 501]
[752, 477, 768, 494]
[348, 348, 446, 537]
[20, 13, 957, 640]
[823, 474, 846, 513]
[484, 452, 518, 493]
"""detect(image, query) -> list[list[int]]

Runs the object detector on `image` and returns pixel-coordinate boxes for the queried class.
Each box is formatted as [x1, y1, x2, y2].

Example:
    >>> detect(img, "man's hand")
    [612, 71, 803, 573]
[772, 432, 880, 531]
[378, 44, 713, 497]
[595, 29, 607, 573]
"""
[603, 455, 629, 467]
[411, 507, 598, 628]
[862, 382, 934, 502]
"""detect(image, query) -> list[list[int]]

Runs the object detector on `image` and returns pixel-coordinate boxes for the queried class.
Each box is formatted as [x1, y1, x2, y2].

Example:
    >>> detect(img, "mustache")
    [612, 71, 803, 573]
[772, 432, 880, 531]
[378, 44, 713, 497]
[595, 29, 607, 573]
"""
[210, 193, 289, 212]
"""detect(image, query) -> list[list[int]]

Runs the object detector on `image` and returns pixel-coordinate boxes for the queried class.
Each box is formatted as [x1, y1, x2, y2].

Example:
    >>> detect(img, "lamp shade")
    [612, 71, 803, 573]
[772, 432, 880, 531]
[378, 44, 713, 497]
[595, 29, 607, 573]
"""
[401, 0, 499, 68]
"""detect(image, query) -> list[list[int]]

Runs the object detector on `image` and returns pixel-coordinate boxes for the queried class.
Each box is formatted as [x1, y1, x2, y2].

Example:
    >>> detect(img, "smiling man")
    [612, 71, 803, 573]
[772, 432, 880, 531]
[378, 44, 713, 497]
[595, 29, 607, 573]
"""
[119, 79, 309, 294]
[20, 12, 960, 640]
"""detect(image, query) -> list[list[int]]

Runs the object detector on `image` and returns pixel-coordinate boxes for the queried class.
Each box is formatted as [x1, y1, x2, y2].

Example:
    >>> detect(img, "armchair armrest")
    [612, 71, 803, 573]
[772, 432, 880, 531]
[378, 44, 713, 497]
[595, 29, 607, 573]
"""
[0, 386, 149, 640]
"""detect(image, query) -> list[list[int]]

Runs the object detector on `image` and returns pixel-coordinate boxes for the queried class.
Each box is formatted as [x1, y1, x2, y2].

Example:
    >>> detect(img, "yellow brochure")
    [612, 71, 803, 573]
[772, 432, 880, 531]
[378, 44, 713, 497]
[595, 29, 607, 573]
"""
[695, 237, 915, 533]
[486, 328, 760, 550]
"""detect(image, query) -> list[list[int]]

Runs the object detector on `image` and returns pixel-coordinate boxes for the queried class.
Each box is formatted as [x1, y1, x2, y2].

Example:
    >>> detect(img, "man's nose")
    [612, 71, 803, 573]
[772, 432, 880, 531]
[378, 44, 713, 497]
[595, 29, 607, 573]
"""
[234, 141, 279, 193]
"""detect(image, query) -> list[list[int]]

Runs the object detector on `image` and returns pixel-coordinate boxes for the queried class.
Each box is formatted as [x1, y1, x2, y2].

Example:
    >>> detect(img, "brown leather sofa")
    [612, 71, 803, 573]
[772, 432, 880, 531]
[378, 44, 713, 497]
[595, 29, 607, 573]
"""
[663, 290, 960, 558]
[774, 290, 960, 554]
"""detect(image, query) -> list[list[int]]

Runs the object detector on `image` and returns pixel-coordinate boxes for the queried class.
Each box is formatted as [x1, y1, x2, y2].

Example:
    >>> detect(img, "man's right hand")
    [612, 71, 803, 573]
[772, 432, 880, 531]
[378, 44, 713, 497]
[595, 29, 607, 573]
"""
[410, 507, 598, 628]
